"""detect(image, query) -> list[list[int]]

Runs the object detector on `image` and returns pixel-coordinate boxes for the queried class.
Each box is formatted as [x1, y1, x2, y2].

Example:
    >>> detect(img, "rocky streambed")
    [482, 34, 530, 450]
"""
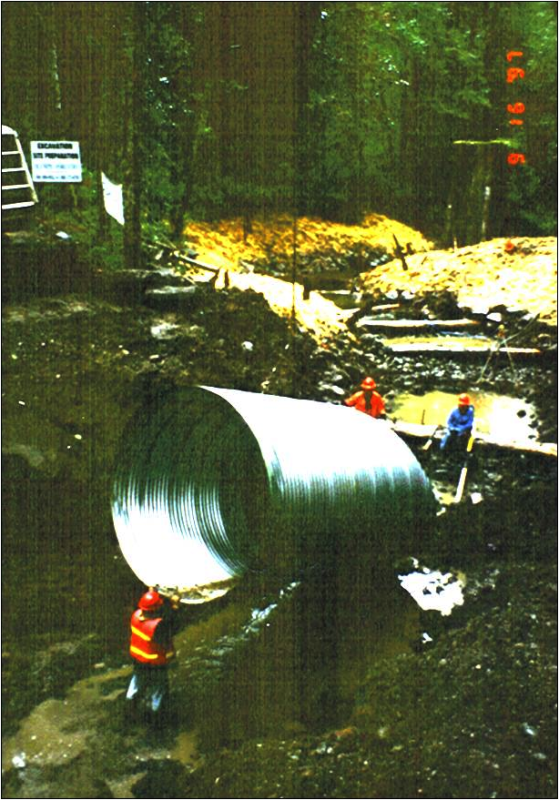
[2, 236, 557, 798]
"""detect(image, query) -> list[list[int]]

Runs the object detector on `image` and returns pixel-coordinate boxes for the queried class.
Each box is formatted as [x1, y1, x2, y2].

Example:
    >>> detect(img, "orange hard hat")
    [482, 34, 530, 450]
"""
[458, 393, 471, 406]
[361, 376, 376, 390]
[139, 590, 164, 611]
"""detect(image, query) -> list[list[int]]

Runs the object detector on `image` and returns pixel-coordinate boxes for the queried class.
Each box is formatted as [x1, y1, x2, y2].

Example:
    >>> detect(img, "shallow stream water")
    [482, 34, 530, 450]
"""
[391, 389, 539, 444]
[2, 558, 432, 797]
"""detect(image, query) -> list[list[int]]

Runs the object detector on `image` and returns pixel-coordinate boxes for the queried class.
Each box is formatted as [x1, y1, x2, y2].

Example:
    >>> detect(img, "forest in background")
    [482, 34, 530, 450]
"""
[2, 2, 557, 257]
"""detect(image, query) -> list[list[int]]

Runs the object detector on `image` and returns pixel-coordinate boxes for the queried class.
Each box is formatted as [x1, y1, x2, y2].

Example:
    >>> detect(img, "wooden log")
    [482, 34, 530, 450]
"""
[144, 238, 221, 274]
[472, 431, 557, 457]
[384, 342, 542, 357]
[175, 254, 220, 274]
[363, 303, 401, 312]
[346, 304, 400, 325]
[393, 421, 439, 438]
[392, 420, 557, 457]
[356, 318, 480, 331]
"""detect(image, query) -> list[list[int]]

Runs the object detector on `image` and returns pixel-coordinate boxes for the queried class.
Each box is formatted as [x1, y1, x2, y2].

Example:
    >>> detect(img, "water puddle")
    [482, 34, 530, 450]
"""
[171, 730, 200, 765]
[2, 666, 130, 773]
[317, 290, 361, 310]
[150, 319, 181, 340]
[2, 661, 201, 799]
[391, 390, 539, 444]
[430, 482, 460, 507]
[386, 334, 493, 348]
[398, 560, 465, 616]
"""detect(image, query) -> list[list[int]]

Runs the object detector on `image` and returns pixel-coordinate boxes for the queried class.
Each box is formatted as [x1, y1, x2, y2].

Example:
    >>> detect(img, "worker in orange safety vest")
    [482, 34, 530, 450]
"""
[126, 588, 184, 721]
[344, 376, 387, 419]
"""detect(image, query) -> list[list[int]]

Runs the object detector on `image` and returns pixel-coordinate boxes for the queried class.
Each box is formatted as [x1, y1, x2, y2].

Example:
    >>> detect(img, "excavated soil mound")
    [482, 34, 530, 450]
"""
[180, 218, 556, 339]
[360, 237, 558, 325]
[183, 214, 432, 272]
[176, 215, 432, 342]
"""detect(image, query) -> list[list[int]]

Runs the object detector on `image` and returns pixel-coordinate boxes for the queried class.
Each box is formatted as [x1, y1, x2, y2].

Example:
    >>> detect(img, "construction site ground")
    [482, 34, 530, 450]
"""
[1, 215, 557, 799]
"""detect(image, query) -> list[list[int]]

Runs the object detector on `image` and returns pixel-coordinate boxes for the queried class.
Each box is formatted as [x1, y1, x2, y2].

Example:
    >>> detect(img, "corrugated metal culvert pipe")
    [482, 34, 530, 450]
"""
[112, 387, 435, 602]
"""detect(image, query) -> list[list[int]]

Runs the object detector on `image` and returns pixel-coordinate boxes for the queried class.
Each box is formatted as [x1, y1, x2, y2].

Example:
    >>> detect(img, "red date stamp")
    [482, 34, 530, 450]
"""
[506, 51, 526, 165]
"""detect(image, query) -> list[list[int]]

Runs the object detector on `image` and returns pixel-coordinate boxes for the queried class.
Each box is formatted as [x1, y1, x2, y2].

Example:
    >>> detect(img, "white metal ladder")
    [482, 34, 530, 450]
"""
[2, 124, 38, 211]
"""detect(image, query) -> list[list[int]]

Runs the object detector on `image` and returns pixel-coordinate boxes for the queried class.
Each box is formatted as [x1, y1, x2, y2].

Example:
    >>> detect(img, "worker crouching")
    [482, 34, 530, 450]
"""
[440, 393, 475, 454]
[126, 588, 184, 724]
[344, 376, 387, 419]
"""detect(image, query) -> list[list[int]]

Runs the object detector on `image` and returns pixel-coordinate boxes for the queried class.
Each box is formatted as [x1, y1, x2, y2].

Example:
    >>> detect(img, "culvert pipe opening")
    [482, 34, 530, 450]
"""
[112, 387, 436, 602]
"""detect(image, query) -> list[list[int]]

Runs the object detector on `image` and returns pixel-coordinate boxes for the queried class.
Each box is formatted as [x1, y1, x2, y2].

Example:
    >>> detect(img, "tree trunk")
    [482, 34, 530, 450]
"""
[123, 2, 144, 269]
[449, 142, 506, 246]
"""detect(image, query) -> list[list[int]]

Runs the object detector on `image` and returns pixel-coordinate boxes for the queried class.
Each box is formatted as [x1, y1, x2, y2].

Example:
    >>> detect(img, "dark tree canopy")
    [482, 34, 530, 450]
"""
[2, 1, 556, 243]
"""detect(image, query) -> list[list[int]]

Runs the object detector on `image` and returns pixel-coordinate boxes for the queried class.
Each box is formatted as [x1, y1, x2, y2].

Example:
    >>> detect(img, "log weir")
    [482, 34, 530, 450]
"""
[111, 387, 435, 600]
[393, 420, 557, 458]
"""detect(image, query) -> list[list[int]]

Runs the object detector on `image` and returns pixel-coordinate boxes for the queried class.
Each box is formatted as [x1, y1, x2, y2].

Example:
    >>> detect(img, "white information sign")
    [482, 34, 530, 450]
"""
[31, 141, 82, 182]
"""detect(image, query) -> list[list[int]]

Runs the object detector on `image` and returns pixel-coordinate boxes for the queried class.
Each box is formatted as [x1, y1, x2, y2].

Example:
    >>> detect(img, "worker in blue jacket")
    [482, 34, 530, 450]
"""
[440, 393, 475, 453]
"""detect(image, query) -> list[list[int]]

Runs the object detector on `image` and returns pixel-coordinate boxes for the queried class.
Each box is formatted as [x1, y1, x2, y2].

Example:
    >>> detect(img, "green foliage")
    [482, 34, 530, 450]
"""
[2, 1, 556, 248]
[507, 162, 558, 236]
[139, 2, 198, 231]
[35, 169, 125, 272]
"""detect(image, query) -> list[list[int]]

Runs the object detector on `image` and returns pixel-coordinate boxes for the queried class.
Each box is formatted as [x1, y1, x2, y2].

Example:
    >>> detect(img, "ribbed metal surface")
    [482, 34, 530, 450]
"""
[112, 387, 435, 598]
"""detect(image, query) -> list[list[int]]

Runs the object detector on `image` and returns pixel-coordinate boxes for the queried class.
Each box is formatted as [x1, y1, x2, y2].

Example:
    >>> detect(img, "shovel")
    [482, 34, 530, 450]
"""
[454, 434, 475, 504]
[422, 424, 440, 452]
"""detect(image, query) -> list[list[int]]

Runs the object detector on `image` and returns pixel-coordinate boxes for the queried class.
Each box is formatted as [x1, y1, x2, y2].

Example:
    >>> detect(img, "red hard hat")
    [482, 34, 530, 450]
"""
[361, 376, 376, 390]
[458, 393, 470, 406]
[139, 590, 164, 611]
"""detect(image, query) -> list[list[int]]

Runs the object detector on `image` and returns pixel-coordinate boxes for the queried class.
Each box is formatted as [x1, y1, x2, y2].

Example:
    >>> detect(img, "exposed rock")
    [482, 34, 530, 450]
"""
[144, 285, 203, 312]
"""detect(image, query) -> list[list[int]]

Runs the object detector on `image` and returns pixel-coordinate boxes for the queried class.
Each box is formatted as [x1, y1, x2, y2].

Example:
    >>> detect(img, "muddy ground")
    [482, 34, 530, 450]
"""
[2, 229, 557, 799]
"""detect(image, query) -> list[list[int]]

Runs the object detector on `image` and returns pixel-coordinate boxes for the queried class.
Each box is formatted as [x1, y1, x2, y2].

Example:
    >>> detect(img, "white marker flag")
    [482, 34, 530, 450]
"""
[101, 172, 125, 225]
